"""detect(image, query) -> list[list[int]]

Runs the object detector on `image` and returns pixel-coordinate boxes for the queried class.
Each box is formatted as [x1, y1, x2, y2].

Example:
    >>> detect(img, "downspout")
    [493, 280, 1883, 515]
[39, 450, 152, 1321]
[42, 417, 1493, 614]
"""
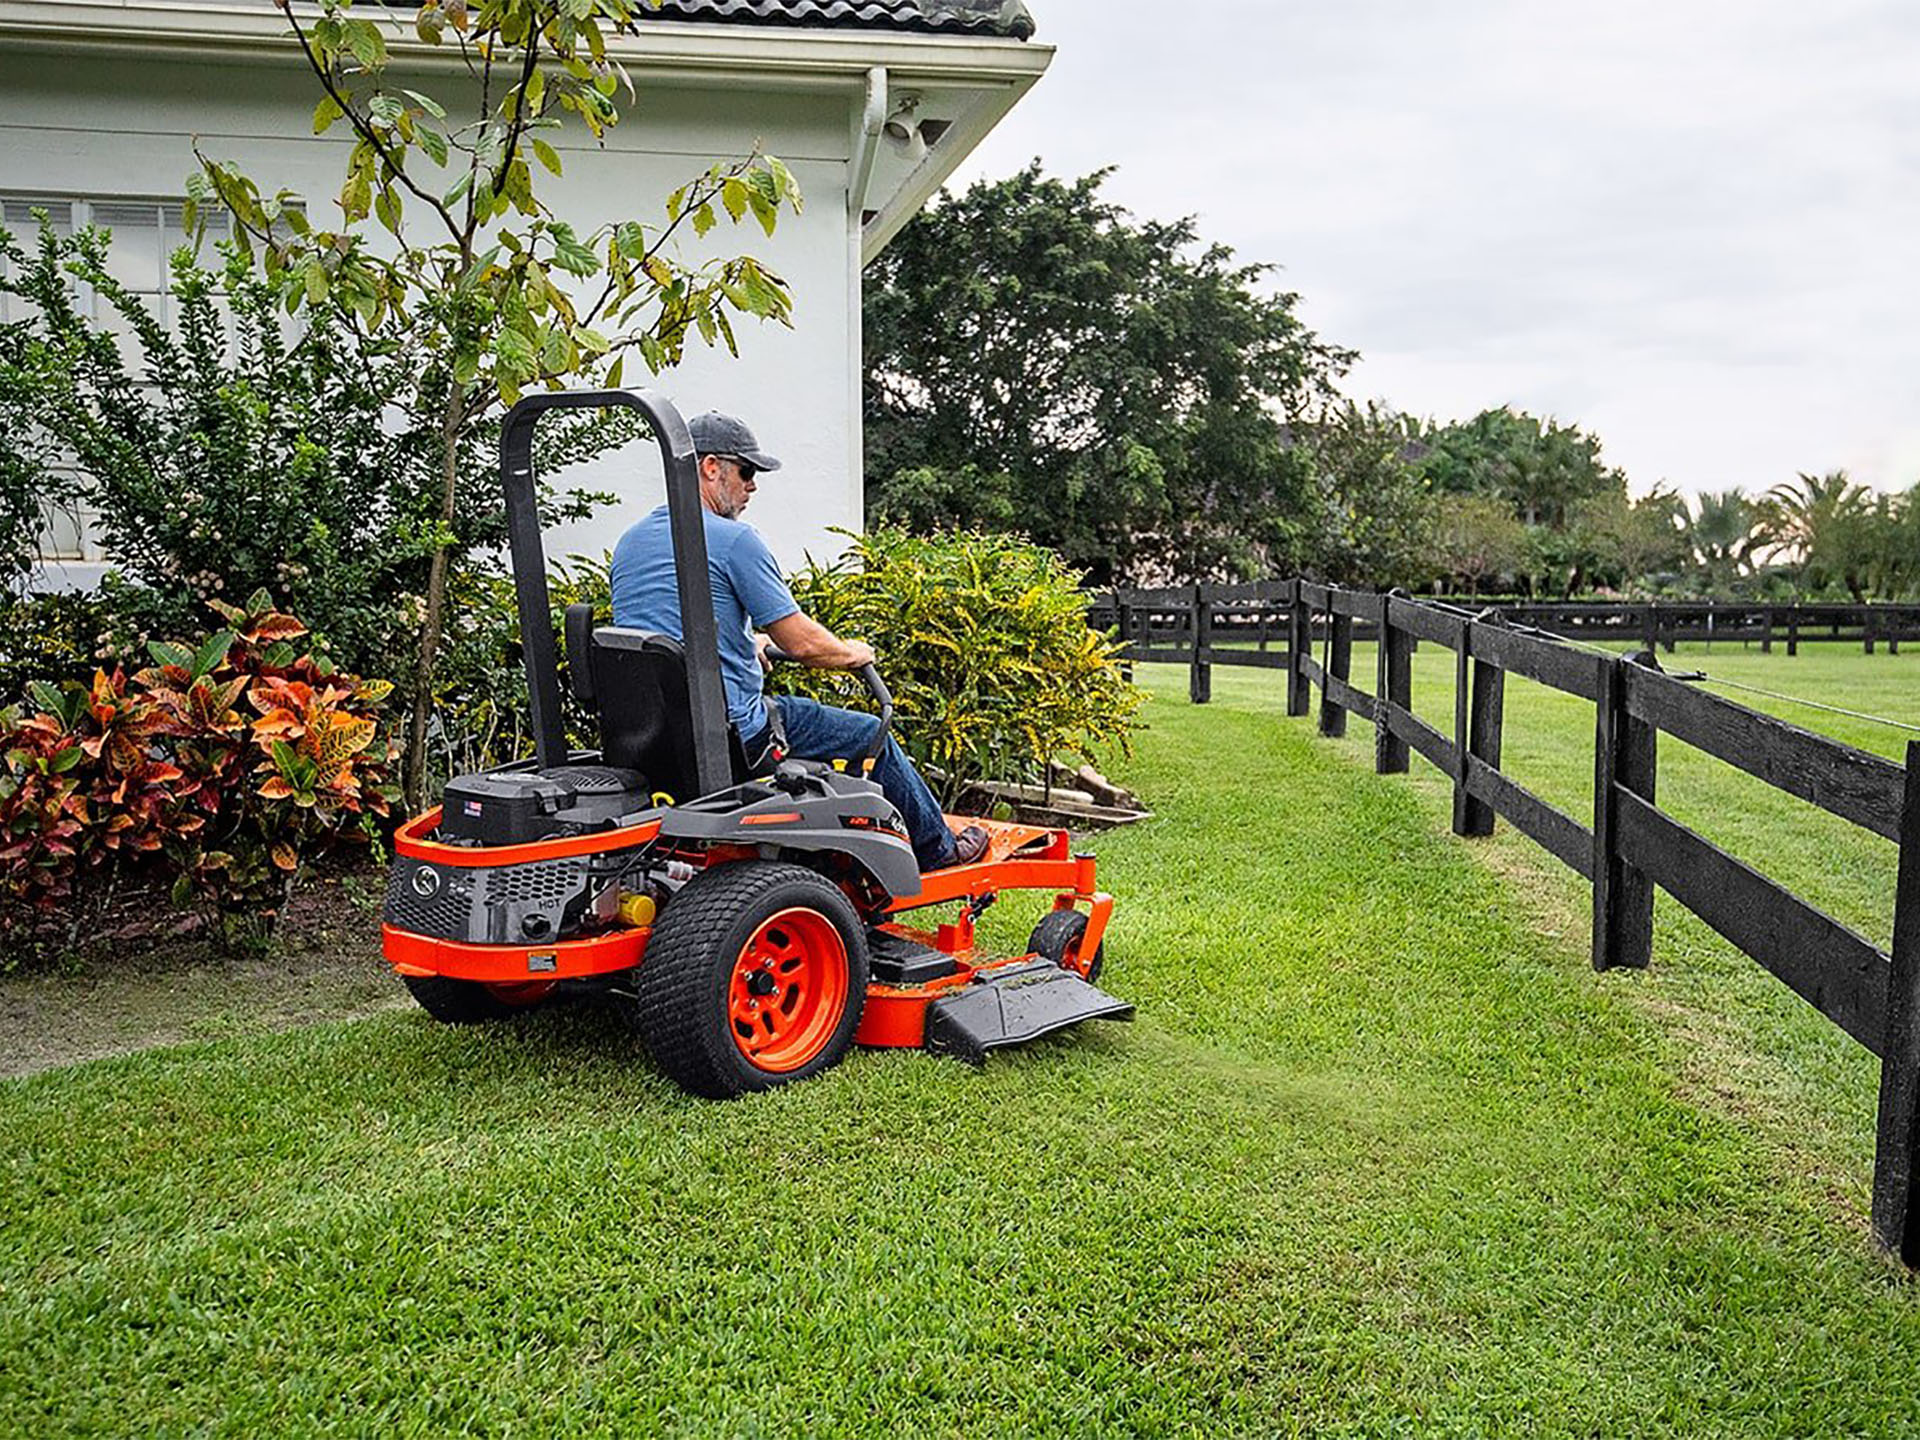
[850, 65, 888, 225]
[846, 66, 886, 552]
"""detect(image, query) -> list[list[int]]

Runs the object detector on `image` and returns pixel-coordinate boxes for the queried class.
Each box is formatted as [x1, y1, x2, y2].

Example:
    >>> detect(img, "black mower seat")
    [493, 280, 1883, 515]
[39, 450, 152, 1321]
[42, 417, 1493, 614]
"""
[565, 604, 761, 803]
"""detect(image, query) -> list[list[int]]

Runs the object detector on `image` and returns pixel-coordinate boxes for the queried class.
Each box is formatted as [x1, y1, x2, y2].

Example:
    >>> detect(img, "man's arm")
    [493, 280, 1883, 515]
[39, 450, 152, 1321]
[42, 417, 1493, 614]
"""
[764, 611, 875, 671]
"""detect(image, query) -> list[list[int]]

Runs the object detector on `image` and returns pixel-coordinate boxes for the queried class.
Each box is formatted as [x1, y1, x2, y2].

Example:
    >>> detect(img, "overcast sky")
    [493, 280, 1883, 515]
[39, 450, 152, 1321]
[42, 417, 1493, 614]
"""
[949, 0, 1920, 501]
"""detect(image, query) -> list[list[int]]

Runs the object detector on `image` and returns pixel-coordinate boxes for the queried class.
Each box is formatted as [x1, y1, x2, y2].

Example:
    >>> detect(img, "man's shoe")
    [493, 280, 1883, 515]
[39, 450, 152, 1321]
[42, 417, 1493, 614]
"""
[942, 824, 991, 869]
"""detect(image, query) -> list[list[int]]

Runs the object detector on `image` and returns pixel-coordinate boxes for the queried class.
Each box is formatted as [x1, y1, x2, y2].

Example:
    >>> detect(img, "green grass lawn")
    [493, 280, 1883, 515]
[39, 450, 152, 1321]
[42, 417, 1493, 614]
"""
[5, 655, 1920, 1436]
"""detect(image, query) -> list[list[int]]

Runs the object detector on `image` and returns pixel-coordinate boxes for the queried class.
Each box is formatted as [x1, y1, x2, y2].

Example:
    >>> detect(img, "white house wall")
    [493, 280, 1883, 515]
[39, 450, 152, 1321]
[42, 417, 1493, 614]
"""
[0, 47, 864, 576]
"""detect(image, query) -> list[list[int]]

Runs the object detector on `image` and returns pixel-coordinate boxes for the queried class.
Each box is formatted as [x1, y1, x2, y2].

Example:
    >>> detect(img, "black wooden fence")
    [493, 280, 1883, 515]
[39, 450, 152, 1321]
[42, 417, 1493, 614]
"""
[1094, 579, 1920, 1266]
[1090, 594, 1920, 659]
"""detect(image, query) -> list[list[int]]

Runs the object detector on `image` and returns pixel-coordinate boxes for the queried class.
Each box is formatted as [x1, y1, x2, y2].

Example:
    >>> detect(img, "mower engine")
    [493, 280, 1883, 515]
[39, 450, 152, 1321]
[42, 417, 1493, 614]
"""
[384, 764, 651, 947]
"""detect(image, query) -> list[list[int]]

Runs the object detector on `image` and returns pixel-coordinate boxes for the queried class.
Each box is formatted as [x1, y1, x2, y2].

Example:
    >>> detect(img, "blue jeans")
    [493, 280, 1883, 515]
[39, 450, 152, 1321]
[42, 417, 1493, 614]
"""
[757, 695, 957, 870]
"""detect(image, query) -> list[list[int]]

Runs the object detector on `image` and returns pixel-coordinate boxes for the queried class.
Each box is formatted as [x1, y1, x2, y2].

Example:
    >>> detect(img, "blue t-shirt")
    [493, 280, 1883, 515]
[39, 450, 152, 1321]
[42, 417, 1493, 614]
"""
[608, 505, 801, 740]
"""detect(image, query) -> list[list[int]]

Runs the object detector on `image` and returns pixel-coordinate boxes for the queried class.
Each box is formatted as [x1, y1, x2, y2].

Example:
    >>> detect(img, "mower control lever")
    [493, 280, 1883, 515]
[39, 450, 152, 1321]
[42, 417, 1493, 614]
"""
[759, 647, 895, 769]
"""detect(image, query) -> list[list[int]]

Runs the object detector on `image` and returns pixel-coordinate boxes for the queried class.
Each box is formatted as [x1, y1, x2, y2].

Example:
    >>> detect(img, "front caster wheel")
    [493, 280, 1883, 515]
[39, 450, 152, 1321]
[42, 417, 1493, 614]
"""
[1027, 908, 1105, 983]
[628, 861, 869, 1098]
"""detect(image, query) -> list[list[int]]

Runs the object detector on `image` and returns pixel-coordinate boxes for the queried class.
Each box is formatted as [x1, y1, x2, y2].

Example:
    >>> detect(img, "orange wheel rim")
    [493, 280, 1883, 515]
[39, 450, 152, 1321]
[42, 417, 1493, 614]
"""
[728, 907, 850, 1074]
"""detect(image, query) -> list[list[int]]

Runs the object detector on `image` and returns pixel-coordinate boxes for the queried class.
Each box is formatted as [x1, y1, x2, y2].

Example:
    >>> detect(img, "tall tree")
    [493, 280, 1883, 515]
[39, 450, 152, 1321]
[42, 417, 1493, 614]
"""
[1762, 470, 1874, 598]
[864, 165, 1353, 585]
[1290, 400, 1436, 588]
[1419, 407, 1627, 531]
[1685, 488, 1766, 592]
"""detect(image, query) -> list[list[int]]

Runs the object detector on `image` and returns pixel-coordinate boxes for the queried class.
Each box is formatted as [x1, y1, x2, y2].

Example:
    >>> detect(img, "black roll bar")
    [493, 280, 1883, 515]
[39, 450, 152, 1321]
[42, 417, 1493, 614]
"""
[499, 388, 733, 798]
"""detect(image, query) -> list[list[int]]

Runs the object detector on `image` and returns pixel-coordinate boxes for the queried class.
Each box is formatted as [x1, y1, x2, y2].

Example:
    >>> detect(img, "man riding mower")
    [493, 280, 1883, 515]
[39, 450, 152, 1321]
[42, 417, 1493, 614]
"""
[381, 389, 1131, 1099]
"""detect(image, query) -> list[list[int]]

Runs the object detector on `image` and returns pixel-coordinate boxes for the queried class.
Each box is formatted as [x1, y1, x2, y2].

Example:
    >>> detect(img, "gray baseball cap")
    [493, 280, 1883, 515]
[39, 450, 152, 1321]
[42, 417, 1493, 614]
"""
[688, 411, 783, 473]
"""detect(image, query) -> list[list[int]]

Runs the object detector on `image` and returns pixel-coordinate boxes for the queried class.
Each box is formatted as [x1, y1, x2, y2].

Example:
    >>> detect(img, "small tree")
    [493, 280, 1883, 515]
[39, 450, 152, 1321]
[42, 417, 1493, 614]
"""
[192, 0, 804, 804]
[1430, 493, 1529, 594]
[1290, 400, 1436, 588]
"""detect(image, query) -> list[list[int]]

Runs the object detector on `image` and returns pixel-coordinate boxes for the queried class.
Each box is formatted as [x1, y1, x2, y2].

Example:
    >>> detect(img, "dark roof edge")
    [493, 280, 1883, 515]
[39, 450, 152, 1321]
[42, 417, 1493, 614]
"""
[647, 1, 1036, 42]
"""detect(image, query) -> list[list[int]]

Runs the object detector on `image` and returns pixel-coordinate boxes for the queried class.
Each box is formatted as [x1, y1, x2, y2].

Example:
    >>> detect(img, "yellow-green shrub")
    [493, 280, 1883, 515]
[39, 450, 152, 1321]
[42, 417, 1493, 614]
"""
[781, 529, 1141, 804]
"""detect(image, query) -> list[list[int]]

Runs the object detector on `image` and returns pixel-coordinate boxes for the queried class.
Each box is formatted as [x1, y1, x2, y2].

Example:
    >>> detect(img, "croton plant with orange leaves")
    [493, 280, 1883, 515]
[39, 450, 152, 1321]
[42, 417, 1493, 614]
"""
[1, 590, 400, 940]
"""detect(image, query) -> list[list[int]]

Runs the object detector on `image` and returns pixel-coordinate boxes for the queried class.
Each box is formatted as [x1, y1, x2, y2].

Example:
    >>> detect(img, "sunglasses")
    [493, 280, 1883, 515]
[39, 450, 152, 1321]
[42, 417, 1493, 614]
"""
[715, 454, 758, 483]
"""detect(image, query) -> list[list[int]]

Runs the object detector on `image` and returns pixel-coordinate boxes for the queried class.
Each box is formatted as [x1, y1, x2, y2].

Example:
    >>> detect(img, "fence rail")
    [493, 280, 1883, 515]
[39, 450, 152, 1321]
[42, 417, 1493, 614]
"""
[1093, 580, 1920, 1267]
[1090, 593, 1920, 657]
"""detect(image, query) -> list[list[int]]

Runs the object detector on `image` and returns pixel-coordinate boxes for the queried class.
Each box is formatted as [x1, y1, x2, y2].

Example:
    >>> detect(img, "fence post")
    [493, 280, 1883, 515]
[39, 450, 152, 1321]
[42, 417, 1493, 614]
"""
[1286, 580, 1310, 717]
[1866, 605, 1878, 656]
[1189, 583, 1212, 705]
[1451, 610, 1505, 837]
[1375, 590, 1412, 775]
[1591, 648, 1661, 971]
[1871, 743, 1920, 1264]
[1762, 605, 1774, 655]
[1788, 604, 1800, 657]
[1319, 591, 1353, 738]
[1115, 591, 1134, 683]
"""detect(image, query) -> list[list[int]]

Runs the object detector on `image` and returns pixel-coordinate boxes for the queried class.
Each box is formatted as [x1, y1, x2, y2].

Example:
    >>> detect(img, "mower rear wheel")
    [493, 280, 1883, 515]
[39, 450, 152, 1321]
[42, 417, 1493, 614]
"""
[403, 974, 553, 1024]
[1028, 908, 1105, 983]
[628, 861, 869, 1098]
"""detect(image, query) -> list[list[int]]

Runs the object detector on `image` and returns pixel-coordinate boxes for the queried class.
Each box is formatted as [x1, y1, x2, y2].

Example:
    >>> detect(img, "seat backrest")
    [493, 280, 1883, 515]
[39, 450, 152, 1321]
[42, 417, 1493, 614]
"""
[565, 610, 750, 802]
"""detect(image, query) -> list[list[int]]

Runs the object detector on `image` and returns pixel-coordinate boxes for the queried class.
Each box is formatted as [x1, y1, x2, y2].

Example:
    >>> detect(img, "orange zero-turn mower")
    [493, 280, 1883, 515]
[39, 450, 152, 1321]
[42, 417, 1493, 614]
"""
[381, 389, 1132, 1098]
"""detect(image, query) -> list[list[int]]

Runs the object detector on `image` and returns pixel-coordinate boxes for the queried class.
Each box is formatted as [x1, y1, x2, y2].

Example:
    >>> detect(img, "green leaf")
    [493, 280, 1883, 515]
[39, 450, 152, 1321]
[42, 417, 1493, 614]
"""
[691, 203, 716, 239]
[418, 126, 450, 168]
[344, 19, 387, 69]
[313, 94, 346, 136]
[48, 746, 83, 775]
[374, 187, 400, 234]
[401, 88, 447, 120]
[720, 178, 747, 224]
[767, 155, 800, 207]
[605, 355, 623, 389]
[748, 191, 778, 238]
[148, 640, 192, 669]
[304, 259, 329, 305]
[532, 139, 563, 177]
[191, 630, 235, 679]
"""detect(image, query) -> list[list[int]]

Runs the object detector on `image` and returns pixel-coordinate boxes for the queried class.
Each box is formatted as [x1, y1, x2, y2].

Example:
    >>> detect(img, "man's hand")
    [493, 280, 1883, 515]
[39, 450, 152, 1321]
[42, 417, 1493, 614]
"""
[765, 612, 875, 671]
[755, 633, 775, 672]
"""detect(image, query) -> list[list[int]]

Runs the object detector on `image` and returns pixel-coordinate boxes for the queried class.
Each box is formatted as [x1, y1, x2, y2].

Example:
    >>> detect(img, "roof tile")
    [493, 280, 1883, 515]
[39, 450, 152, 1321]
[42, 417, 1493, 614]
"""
[648, 0, 1035, 41]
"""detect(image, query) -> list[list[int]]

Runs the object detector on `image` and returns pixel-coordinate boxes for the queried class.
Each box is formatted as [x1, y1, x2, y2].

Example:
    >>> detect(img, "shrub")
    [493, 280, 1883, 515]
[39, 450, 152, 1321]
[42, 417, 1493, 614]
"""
[0, 218, 629, 709]
[781, 529, 1142, 804]
[0, 592, 398, 955]
[432, 554, 611, 782]
[0, 590, 110, 707]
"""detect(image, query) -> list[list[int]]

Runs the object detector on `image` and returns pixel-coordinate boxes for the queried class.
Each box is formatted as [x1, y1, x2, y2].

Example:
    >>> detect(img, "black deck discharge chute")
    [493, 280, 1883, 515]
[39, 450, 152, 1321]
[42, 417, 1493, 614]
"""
[922, 958, 1134, 1065]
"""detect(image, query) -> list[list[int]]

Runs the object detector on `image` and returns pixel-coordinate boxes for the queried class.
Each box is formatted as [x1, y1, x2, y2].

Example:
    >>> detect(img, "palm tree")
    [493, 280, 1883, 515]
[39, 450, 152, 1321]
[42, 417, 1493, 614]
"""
[1685, 488, 1765, 593]
[1763, 470, 1872, 596]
